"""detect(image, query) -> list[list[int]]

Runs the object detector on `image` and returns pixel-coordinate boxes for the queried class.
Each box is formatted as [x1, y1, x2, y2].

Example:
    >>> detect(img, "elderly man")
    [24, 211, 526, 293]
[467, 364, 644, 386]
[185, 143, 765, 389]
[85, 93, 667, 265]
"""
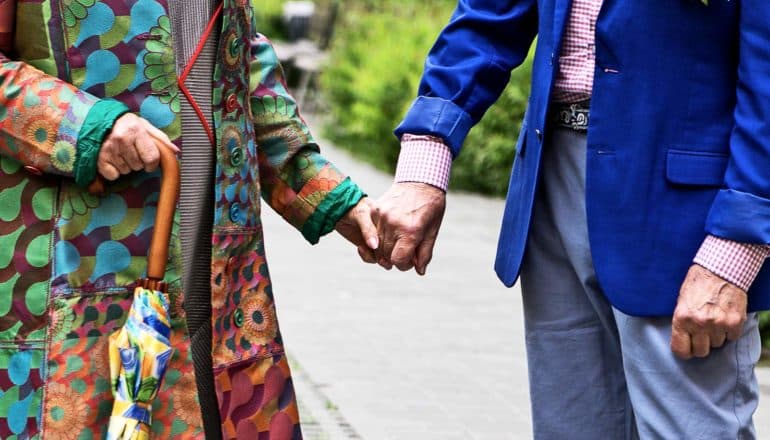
[373, 1, 770, 438]
[0, 0, 377, 438]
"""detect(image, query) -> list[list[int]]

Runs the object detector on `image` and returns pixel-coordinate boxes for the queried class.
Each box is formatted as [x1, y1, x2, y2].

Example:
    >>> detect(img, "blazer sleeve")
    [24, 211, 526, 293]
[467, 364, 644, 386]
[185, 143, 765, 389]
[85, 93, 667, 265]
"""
[248, 34, 364, 244]
[394, 0, 538, 157]
[705, 0, 770, 244]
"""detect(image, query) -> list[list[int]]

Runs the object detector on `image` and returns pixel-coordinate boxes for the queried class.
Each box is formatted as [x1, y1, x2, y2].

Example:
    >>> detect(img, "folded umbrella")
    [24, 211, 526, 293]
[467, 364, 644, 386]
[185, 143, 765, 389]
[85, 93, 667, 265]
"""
[103, 142, 180, 440]
[106, 283, 173, 440]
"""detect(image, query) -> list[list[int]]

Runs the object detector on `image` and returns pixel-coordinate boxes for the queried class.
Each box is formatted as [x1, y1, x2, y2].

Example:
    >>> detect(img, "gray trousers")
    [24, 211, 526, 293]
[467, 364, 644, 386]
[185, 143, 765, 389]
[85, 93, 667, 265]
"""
[519, 128, 762, 439]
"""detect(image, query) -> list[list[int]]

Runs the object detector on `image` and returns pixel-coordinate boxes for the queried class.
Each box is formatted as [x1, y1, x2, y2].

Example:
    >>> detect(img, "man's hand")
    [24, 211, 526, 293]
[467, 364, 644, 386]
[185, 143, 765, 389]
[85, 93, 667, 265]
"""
[336, 197, 380, 262]
[372, 182, 446, 275]
[671, 264, 748, 359]
[98, 113, 179, 180]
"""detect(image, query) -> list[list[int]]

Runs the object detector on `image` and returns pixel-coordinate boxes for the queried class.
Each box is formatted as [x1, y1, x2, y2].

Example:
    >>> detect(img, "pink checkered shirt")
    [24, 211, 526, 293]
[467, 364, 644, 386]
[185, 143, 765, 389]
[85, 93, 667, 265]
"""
[552, 0, 602, 103]
[396, 1, 769, 290]
[395, 134, 452, 189]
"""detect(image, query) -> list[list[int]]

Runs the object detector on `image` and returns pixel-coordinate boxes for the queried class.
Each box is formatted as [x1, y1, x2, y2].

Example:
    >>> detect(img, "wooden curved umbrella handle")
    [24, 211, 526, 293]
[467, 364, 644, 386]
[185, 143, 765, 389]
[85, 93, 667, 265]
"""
[146, 142, 180, 281]
[87, 141, 180, 284]
[87, 175, 107, 196]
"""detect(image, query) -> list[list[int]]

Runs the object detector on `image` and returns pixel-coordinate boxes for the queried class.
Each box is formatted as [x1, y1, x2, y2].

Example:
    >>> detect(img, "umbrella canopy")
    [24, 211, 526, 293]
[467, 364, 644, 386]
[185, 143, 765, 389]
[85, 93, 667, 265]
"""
[106, 286, 173, 440]
[102, 141, 180, 439]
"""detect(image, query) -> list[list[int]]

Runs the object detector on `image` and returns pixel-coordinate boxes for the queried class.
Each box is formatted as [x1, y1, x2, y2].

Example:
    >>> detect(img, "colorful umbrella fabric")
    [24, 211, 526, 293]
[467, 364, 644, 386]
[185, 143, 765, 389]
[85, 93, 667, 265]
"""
[106, 285, 173, 440]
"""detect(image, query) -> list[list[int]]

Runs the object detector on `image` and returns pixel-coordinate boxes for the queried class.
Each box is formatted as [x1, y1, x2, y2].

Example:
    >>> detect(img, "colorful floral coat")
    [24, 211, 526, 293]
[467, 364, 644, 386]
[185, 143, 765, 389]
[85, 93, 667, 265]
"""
[0, 0, 363, 438]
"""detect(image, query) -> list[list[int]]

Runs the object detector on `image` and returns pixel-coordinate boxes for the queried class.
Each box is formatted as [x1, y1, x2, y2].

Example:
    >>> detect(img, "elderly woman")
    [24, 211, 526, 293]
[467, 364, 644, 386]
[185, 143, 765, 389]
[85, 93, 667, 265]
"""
[0, 0, 376, 438]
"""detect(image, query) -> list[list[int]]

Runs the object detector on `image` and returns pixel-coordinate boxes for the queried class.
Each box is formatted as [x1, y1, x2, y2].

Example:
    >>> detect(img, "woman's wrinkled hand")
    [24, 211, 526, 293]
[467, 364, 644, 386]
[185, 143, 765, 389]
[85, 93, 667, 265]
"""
[335, 197, 380, 263]
[97, 113, 179, 181]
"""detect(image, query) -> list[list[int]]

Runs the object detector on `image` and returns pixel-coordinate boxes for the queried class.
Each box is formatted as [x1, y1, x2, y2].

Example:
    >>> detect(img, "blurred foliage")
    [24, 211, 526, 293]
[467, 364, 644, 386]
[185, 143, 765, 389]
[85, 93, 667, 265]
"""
[319, 0, 533, 196]
[320, 2, 451, 177]
[255, 0, 341, 42]
[761, 312, 770, 355]
[254, 0, 290, 39]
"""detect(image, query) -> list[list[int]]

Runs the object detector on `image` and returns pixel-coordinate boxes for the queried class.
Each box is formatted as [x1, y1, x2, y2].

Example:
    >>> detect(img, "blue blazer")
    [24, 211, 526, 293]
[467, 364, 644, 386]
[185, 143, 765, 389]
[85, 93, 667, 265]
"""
[395, 0, 770, 316]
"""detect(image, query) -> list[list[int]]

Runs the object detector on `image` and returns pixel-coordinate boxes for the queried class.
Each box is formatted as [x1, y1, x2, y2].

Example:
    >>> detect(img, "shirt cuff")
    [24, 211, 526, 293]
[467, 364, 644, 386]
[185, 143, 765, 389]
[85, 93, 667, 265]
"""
[693, 235, 770, 291]
[394, 134, 453, 191]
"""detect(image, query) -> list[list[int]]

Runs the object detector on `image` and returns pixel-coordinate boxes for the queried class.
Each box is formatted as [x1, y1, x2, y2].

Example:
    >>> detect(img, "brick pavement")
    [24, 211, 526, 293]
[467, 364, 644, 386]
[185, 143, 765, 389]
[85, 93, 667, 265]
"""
[264, 127, 770, 440]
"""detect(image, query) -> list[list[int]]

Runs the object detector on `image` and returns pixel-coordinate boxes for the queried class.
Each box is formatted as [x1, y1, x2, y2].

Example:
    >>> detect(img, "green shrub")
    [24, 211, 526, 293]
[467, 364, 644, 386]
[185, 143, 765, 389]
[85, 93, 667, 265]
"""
[320, 0, 533, 196]
[320, 2, 453, 173]
[254, 0, 290, 40]
[255, 0, 342, 42]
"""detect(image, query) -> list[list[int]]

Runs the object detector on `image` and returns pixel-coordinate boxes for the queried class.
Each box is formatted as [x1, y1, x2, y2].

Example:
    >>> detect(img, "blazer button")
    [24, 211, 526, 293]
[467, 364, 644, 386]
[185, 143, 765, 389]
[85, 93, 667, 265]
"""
[24, 166, 43, 176]
[536, 129, 543, 143]
[229, 202, 244, 224]
[225, 94, 239, 113]
[230, 147, 244, 167]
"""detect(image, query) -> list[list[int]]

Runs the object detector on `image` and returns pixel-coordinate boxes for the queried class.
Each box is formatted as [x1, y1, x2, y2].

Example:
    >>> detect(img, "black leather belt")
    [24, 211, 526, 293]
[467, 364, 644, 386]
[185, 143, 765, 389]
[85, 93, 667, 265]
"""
[552, 100, 590, 132]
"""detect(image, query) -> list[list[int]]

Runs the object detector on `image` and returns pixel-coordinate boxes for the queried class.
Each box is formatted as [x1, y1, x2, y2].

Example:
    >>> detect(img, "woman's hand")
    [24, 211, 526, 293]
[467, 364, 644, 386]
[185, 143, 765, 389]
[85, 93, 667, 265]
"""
[335, 197, 380, 263]
[97, 113, 179, 180]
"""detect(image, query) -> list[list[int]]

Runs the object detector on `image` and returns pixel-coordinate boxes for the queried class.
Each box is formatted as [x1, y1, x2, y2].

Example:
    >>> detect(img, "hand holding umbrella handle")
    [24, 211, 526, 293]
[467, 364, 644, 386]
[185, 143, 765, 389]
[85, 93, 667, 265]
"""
[87, 140, 180, 289]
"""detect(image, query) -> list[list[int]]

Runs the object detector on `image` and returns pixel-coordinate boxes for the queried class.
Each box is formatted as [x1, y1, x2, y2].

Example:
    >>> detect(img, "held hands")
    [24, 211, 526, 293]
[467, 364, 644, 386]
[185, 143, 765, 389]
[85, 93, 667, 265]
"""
[336, 182, 446, 275]
[338, 182, 446, 274]
[98, 113, 179, 181]
[671, 264, 748, 359]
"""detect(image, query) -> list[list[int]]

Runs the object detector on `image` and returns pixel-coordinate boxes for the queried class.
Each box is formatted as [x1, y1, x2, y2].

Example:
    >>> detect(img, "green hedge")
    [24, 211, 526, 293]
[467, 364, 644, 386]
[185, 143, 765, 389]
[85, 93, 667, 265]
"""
[254, 0, 290, 39]
[320, 2, 452, 176]
[320, 0, 531, 196]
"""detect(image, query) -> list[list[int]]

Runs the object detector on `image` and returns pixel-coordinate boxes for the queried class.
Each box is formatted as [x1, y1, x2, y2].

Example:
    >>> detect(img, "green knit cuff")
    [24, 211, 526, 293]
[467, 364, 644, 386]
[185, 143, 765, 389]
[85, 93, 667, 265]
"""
[74, 99, 131, 187]
[301, 177, 366, 244]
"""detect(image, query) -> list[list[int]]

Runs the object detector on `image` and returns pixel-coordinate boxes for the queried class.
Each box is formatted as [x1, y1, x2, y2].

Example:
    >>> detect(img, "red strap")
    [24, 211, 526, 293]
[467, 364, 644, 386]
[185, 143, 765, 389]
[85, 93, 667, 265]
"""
[177, 2, 224, 148]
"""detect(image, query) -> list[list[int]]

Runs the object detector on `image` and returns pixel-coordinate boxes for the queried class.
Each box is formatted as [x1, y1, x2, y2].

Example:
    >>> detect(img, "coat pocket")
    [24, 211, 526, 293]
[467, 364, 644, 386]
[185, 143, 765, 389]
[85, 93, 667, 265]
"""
[665, 149, 728, 187]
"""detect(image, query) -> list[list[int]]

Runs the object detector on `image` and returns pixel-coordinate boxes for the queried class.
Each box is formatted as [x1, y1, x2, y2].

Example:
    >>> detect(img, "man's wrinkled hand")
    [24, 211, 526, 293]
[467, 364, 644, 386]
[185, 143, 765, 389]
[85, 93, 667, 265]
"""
[335, 197, 380, 262]
[373, 182, 446, 275]
[670, 264, 748, 359]
[98, 113, 179, 181]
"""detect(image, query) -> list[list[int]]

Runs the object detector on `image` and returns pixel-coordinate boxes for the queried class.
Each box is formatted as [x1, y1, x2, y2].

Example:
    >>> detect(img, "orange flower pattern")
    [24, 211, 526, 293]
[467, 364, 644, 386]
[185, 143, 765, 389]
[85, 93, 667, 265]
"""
[0, 58, 96, 177]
